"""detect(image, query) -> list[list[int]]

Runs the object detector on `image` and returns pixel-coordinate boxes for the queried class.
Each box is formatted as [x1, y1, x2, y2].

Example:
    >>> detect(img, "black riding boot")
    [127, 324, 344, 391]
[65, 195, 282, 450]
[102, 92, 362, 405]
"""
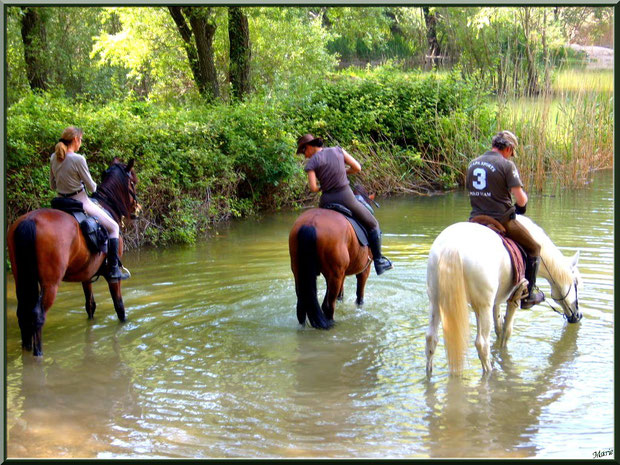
[521, 256, 545, 309]
[107, 238, 130, 281]
[368, 229, 393, 275]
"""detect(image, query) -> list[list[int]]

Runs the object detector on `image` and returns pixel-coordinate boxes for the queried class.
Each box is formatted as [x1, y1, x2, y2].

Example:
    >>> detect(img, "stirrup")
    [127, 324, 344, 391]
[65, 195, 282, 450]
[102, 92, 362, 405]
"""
[109, 265, 131, 281]
[521, 287, 544, 309]
[374, 257, 393, 275]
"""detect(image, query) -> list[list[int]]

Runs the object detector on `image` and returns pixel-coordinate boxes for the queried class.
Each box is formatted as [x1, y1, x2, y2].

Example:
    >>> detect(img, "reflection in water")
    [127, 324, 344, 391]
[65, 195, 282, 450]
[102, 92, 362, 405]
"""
[5, 170, 613, 459]
[7, 325, 139, 458]
[423, 323, 580, 458]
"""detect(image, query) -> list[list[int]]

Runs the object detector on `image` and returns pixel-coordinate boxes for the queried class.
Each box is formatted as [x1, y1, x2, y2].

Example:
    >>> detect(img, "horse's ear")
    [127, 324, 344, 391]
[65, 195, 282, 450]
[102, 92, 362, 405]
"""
[570, 250, 580, 268]
[126, 159, 135, 172]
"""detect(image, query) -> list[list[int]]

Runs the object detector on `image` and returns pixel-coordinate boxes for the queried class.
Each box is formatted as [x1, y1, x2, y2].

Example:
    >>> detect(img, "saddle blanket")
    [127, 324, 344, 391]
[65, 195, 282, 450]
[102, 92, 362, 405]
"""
[469, 215, 525, 286]
[321, 203, 369, 246]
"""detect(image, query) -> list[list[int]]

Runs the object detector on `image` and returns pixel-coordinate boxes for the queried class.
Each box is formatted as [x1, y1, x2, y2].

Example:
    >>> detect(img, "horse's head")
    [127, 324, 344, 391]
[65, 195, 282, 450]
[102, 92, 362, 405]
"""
[97, 157, 141, 222]
[549, 251, 582, 324]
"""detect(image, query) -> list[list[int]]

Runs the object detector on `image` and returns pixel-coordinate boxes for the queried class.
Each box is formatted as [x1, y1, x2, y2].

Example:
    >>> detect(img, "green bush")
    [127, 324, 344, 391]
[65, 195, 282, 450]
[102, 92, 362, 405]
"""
[6, 70, 494, 246]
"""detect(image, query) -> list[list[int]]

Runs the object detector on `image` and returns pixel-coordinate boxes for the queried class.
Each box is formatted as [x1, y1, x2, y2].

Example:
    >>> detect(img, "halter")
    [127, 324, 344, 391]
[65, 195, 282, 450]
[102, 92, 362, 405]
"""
[540, 257, 579, 320]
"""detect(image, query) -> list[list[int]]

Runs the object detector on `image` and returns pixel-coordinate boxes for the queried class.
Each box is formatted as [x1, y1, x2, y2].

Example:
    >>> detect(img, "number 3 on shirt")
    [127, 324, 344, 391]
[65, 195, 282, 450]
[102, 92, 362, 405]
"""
[472, 168, 487, 190]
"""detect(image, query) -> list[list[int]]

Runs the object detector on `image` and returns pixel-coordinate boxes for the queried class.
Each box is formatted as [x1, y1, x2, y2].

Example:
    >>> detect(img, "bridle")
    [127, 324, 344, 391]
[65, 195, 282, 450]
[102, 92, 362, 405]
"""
[540, 257, 579, 320]
[107, 163, 139, 218]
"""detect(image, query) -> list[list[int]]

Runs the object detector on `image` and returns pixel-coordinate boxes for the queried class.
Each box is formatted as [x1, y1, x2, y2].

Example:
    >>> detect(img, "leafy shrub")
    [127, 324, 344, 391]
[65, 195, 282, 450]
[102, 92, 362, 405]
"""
[7, 70, 494, 245]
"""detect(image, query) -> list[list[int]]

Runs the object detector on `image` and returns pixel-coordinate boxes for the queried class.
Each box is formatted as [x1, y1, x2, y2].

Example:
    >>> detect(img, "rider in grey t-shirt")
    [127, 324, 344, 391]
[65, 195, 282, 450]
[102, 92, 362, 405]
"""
[297, 134, 393, 275]
[466, 130, 544, 309]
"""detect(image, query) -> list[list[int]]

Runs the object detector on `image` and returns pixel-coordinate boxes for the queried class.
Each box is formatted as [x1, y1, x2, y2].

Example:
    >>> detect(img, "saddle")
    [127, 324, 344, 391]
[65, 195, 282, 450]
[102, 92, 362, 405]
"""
[321, 203, 369, 246]
[469, 215, 526, 286]
[50, 197, 109, 254]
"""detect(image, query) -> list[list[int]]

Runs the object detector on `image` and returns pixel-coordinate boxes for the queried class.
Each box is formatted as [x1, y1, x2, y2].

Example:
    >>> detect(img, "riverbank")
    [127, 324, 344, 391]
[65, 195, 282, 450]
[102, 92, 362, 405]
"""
[6, 68, 612, 248]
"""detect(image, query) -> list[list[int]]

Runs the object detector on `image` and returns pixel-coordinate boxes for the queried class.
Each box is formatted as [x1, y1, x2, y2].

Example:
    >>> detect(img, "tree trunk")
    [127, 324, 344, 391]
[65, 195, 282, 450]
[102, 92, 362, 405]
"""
[168, 6, 219, 101]
[520, 8, 540, 97]
[228, 7, 251, 101]
[20, 7, 49, 91]
[422, 7, 441, 68]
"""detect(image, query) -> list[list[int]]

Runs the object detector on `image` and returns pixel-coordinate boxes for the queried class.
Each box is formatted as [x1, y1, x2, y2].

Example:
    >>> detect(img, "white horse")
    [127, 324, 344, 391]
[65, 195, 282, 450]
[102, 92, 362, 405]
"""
[425, 214, 582, 376]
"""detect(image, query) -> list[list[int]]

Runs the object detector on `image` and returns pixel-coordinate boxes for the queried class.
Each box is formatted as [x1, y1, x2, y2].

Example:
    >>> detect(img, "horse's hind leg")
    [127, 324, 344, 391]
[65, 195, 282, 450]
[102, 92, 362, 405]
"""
[355, 263, 371, 306]
[337, 281, 344, 302]
[425, 297, 440, 377]
[82, 281, 97, 319]
[106, 279, 126, 322]
[493, 303, 502, 338]
[474, 306, 493, 374]
[33, 283, 59, 356]
[499, 301, 519, 348]
[322, 273, 345, 322]
[16, 301, 34, 351]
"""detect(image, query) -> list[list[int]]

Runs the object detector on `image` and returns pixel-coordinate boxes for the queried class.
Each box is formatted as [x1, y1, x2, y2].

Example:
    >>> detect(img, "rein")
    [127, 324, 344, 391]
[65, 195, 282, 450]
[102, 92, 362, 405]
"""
[540, 256, 578, 320]
[92, 164, 137, 222]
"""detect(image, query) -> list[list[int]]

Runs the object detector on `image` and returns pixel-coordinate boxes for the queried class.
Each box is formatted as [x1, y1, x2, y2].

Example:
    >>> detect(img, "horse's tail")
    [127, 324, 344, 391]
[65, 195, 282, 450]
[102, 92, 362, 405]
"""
[295, 225, 330, 329]
[437, 247, 469, 375]
[11, 219, 43, 347]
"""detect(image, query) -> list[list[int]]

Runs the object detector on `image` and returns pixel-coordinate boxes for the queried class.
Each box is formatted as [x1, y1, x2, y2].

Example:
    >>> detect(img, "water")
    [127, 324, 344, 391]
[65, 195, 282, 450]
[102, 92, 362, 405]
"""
[5, 170, 613, 459]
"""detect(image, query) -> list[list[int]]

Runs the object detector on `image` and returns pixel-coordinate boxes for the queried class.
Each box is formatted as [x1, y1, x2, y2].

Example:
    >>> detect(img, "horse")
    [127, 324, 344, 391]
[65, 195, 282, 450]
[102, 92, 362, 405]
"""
[7, 158, 140, 356]
[425, 214, 582, 376]
[289, 208, 373, 329]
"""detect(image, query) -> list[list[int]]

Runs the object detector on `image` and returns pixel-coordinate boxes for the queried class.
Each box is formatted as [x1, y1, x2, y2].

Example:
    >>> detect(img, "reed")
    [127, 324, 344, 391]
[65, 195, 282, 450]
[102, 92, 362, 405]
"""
[497, 69, 613, 191]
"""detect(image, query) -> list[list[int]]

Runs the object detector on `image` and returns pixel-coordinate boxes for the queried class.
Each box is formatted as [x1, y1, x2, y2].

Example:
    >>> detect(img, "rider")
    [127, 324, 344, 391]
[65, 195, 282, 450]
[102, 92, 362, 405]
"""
[466, 130, 544, 309]
[50, 126, 130, 281]
[297, 133, 393, 275]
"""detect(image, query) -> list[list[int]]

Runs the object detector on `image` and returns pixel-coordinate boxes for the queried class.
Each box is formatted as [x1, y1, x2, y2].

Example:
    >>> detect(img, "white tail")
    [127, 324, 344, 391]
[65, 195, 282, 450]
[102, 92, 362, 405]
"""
[437, 248, 470, 375]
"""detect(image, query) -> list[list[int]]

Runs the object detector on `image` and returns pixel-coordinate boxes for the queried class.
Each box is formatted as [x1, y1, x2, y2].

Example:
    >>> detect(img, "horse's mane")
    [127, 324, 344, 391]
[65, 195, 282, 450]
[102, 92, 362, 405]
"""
[516, 215, 574, 285]
[92, 163, 132, 221]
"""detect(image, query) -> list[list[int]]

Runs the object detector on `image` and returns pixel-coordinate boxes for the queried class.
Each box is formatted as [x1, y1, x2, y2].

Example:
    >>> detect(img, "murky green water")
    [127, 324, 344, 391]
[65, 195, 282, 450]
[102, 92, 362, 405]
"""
[5, 170, 613, 459]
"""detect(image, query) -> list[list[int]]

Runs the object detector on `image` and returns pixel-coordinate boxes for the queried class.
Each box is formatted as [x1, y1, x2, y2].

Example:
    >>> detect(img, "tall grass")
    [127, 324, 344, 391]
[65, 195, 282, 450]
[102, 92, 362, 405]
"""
[497, 69, 613, 190]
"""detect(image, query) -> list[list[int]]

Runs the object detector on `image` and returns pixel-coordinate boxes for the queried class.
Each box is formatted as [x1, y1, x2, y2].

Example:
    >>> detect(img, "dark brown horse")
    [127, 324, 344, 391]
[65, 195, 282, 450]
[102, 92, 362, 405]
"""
[289, 208, 372, 329]
[7, 158, 140, 356]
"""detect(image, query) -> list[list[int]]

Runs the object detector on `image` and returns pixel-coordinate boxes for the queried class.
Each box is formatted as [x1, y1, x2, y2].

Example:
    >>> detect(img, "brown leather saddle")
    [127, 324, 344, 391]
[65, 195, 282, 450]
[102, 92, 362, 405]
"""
[469, 215, 525, 286]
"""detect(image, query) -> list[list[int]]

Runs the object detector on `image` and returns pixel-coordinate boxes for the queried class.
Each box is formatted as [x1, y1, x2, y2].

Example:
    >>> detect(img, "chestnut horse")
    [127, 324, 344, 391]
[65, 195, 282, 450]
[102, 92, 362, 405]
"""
[7, 159, 140, 356]
[289, 208, 372, 329]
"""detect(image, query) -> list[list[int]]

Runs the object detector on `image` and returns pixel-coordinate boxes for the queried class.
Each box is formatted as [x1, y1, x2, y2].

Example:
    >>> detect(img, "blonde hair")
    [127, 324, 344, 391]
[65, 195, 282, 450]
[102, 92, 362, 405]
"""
[55, 126, 83, 162]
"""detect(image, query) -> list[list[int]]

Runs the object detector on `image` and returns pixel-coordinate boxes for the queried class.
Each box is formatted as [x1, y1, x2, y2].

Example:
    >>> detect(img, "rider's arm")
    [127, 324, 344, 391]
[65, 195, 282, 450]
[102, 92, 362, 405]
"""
[343, 149, 361, 175]
[307, 170, 320, 192]
[75, 155, 97, 193]
[511, 186, 528, 207]
[50, 167, 56, 191]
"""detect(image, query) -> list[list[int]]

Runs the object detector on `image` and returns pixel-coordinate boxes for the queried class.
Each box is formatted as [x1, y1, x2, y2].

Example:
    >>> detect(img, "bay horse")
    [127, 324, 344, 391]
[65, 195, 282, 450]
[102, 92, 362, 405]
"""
[7, 158, 140, 356]
[289, 208, 373, 329]
[425, 214, 582, 376]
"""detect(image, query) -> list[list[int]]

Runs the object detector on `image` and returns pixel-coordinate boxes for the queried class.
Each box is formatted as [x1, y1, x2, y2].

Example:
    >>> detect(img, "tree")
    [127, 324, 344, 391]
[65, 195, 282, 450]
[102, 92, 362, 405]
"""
[422, 7, 441, 68]
[19, 7, 49, 91]
[168, 6, 219, 101]
[228, 7, 251, 101]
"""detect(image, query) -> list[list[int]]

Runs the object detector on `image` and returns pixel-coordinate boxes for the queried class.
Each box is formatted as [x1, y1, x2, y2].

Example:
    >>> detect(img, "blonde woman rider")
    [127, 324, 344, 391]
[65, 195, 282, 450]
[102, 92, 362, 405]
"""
[50, 126, 130, 281]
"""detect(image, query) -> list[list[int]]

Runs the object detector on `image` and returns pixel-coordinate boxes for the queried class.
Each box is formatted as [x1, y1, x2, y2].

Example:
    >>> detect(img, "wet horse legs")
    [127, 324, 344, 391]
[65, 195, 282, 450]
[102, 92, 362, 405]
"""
[322, 274, 345, 322]
[106, 279, 126, 322]
[82, 281, 96, 319]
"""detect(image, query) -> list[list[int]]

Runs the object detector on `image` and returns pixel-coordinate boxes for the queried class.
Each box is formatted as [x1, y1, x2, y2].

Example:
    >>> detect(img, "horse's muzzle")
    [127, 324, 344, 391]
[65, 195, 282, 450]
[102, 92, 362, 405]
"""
[567, 311, 582, 324]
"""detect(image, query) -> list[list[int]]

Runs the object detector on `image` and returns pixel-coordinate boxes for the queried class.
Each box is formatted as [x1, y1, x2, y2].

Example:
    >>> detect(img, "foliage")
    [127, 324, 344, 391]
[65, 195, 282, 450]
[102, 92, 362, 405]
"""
[7, 71, 497, 246]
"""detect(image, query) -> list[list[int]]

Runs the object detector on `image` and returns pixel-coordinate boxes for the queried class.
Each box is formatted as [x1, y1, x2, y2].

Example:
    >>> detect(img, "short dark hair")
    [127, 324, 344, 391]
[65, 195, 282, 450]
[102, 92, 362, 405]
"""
[491, 130, 518, 151]
[307, 138, 323, 148]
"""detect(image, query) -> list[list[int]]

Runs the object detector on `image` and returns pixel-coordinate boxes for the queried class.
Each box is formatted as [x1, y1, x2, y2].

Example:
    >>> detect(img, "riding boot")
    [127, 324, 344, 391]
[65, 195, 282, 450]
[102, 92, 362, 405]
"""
[368, 229, 393, 275]
[521, 255, 545, 309]
[106, 238, 130, 281]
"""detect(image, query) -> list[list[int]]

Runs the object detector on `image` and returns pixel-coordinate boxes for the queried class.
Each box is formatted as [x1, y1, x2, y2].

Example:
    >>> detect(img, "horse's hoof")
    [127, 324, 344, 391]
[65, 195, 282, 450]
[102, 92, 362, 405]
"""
[356, 299, 364, 306]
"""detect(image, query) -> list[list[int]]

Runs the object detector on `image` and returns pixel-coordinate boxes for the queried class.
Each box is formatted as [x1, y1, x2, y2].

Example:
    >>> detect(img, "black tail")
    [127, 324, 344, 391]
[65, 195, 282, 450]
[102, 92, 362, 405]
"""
[295, 225, 330, 329]
[12, 219, 42, 351]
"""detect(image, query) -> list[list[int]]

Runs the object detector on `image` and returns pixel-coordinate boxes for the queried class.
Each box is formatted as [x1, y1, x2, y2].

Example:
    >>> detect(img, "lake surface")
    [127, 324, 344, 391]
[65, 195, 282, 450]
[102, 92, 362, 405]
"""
[5, 170, 613, 459]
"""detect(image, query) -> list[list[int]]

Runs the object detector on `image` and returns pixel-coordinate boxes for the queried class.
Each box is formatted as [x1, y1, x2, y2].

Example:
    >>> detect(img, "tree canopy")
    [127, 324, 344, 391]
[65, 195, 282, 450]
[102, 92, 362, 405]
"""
[6, 6, 613, 104]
